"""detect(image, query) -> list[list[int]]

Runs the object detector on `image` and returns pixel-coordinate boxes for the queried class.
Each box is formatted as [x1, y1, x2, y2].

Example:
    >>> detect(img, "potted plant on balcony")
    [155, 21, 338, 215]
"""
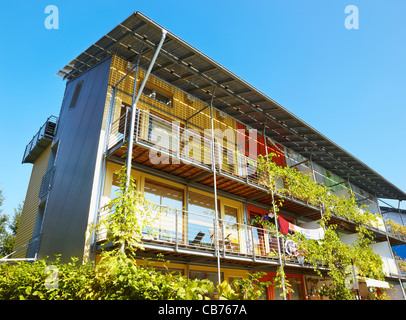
[296, 250, 306, 265]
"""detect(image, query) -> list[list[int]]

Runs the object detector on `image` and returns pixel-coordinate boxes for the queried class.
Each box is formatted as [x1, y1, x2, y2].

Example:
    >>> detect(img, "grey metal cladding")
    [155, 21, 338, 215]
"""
[38, 57, 112, 262]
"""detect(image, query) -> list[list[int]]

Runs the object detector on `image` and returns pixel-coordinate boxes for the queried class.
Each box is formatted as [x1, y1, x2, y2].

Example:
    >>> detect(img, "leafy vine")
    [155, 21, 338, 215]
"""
[257, 153, 390, 300]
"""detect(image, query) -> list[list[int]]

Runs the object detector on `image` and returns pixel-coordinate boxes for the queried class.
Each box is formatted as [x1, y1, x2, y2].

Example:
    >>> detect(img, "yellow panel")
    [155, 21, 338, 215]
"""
[101, 162, 143, 207]
[108, 55, 237, 148]
[12, 144, 52, 258]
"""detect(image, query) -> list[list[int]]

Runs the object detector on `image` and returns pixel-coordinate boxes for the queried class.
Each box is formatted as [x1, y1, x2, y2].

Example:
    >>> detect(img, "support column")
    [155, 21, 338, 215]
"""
[209, 85, 222, 288]
[126, 29, 167, 189]
[271, 190, 286, 300]
[264, 126, 286, 299]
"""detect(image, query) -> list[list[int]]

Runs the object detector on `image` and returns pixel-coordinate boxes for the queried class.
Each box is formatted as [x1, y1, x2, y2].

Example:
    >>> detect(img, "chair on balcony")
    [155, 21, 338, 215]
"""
[209, 229, 232, 250]
[190, 231, 205, 246]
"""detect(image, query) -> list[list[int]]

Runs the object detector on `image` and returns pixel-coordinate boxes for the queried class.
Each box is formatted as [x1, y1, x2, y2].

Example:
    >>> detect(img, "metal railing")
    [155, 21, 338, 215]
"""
[22, 116, 58, 163]
[107, 108, 270, 188]
[39, 166, 56, 198]
[0, 234, 41, 263]
[96, 204, 295, 265]
[386, 223, 406, 242]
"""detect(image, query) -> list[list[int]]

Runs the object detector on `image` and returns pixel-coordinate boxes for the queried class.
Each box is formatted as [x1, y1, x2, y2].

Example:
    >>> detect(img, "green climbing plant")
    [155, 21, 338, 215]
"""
[386, 219, 406, 239]
[257, 153, 389, 300]
[96, 166, 164, 253]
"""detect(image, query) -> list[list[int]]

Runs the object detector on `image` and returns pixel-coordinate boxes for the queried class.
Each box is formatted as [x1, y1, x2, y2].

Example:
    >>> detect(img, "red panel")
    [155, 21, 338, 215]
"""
[247, 204, 269, 217]
[237, 121, 286, 167]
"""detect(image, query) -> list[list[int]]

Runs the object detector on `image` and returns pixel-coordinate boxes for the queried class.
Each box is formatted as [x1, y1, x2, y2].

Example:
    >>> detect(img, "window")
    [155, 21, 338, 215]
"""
[110, 174, 121, 199]
[272, 275, 305, 300]
[187, 191, 216, 246]
[188, 191, 216, 217]
[144, 179, 183, 210]
[143, 179, 184, 240]
[69, 80, 83, 109]
[223, 205, 240, 251]
[142, 84, 172, 107]
[189, 270, 224, 287]
[189, 270, 224, 299]
[249, 211, 268, 256]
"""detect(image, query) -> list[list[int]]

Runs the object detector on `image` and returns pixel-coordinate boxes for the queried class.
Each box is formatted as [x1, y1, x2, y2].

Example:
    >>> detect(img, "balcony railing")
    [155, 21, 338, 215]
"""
[107, 108, 270, 188]
[39, 166, 56, 198]
[96, 204, 302, 266]
[22, 116, 58, 164]
[386, 220, 406, 242]
[0, 233, 41, 262]
[96, 202, 406, 279]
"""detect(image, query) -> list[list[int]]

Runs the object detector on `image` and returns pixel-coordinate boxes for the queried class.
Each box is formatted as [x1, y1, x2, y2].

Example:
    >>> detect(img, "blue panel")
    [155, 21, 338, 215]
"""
[393, 245, 406, 260]
[38, 57, 112, 262]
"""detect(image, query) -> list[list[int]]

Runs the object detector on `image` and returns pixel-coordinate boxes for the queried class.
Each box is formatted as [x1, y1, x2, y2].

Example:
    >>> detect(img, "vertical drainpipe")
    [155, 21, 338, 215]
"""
[271, 189, 286, 299]
[90, 86, 116, 254]
[264, 126, 286, 299]
[126, 29, 167, 189]
[209, 85, 222, 288]
[121, 29, 167, 253]
[131, 45, 144, 109]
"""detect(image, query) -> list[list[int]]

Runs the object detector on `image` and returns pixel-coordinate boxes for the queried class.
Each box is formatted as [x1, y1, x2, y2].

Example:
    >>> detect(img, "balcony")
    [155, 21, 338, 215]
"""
[96, 204, 308, 268]
[22, 116, 58, 164]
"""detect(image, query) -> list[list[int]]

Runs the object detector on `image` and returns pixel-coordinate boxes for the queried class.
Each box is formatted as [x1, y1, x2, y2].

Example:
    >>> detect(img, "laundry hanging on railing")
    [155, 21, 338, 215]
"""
[288, 223, 325, 240]
[277, 215, 325, 240]
[363, 277, 390, 289]
[277, 216, 290, 235]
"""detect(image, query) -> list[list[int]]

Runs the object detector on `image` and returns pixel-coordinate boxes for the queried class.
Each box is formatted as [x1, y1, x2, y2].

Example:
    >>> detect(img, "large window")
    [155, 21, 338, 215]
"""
[144, 179, 184, 241]
[118, 103, 131, 136]
[187, 191, 216, 247]
[147, 111, 182, 156]
[144, 179, 183, 209]
[110, 174, 121, 199]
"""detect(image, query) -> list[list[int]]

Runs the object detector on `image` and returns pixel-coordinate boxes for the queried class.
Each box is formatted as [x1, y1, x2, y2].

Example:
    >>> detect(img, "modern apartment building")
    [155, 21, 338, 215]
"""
[10, 12, 406, 300]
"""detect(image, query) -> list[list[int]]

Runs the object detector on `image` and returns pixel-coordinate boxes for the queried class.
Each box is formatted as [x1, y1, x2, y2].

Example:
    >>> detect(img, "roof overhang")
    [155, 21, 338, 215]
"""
[57, 11, 406, 201]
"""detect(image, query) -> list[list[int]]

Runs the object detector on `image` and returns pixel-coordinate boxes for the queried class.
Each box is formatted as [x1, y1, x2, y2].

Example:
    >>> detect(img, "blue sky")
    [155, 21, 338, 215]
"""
[0, 0, 405, 218]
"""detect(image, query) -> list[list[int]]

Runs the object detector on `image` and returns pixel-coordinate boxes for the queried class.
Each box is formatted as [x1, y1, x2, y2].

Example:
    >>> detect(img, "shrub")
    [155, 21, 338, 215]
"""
[0, 253, 215, 300]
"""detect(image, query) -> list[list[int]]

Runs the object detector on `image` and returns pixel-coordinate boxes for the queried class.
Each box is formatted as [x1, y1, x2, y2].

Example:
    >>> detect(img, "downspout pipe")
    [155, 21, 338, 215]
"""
[209, 85, 222, 289]
[126, 29, 167, 188]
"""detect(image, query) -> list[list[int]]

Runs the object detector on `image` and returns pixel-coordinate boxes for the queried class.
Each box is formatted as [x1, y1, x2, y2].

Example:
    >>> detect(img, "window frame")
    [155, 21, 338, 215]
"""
[68, 80, 84, 110]
[142, 84, 173, 108]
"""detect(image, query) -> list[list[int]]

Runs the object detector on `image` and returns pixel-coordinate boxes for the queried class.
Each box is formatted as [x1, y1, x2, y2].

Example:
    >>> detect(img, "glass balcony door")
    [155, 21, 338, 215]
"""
[187, 191, 216, 248]
[143, 179, 184, 242]
[219, 199, 244, 254]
